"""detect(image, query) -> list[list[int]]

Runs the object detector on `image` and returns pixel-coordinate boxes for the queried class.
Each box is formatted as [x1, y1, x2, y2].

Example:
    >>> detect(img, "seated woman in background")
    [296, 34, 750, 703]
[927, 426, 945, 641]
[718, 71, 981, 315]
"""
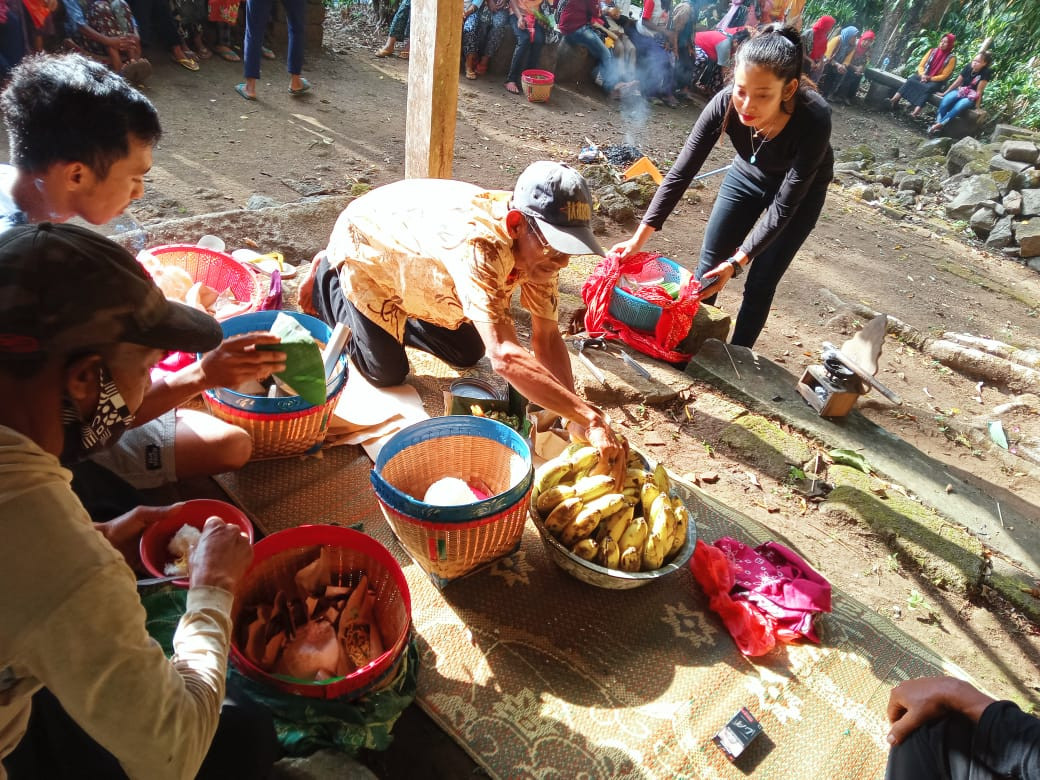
[60, 0, 152, 82]
[889, 32, 956, 118]
[824, 28, 873, 104]
[462, 0, 510, 79]
[800, 13, 834, 80]
[929, 51, 993, 135]
[816, 24, 856, 96]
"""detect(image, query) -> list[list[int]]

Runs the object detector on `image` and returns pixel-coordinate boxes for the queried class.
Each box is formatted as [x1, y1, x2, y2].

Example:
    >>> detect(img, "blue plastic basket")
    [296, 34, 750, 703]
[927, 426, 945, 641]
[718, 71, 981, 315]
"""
[204, 310, 348, 413]
[607, 256, 685, 333]
[371, 416, 533, 587]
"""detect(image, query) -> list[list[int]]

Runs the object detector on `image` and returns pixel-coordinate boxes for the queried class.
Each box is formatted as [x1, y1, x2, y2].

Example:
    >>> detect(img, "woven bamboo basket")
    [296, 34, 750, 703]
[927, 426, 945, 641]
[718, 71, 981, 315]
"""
[371, 416, 533, 588]
[230, 525, 412, 701]
[203, 311, 348, 459]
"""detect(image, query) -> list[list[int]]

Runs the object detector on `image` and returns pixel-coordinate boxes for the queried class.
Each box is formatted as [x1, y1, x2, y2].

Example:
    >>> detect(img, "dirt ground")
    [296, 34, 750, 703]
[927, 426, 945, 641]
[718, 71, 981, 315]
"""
[20, 10, 1040, 773]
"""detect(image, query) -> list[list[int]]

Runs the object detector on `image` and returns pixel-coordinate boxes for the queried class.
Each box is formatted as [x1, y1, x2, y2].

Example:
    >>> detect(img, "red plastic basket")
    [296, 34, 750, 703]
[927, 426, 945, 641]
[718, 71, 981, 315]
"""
[521, 69, 555, 102]
[143, 244, 261, 319]
[230, 525, 412, 700]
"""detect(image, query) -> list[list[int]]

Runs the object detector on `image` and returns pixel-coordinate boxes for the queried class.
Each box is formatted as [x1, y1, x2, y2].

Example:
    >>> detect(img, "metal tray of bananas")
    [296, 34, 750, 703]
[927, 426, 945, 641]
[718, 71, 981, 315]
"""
[529, 444, 697, 589]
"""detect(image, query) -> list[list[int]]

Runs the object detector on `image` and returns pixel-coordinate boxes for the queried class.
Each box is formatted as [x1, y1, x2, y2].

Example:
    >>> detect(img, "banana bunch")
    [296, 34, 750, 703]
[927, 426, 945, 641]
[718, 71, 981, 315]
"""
[532, 444, 689, 573]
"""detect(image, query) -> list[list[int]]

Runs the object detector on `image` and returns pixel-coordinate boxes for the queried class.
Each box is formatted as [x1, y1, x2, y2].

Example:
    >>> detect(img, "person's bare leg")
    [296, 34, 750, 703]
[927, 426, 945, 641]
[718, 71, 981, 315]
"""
[172, 409, 253, 478]
[375, 35, 396, 56]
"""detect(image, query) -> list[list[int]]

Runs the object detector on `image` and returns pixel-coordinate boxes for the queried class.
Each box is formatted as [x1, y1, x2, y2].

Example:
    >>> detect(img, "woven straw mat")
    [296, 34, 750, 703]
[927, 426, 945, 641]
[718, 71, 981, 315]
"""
[217, 448, 948, 780]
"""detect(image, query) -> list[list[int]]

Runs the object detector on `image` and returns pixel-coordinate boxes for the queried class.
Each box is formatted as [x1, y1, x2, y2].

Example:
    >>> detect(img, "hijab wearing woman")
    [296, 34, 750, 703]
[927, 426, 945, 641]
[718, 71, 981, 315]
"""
[806, 14, 834, 60]
[612, 24, 834, 349]
[890, 32, 957, 117]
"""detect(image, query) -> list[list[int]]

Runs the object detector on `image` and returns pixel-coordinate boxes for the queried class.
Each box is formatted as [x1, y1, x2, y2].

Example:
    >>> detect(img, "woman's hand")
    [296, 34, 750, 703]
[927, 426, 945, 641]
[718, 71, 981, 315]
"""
[609, 236, 642, 260]
[700, 259, 736, 295]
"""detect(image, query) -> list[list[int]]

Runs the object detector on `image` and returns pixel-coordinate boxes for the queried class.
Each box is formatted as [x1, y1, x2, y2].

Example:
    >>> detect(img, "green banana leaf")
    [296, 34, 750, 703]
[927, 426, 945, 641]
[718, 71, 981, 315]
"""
[827, 448, 872, 474]
[258, 313, 327, 406]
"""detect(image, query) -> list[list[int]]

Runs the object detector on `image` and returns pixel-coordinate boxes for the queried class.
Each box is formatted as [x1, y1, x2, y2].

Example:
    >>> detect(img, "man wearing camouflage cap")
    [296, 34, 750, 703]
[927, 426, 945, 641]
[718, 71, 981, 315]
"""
[0, 224, 277, 779]
[302, 161, 623, 478]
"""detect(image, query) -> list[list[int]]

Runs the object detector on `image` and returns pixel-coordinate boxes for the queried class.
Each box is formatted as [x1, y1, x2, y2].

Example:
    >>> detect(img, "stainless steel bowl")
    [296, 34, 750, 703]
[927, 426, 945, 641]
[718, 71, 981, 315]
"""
[529, 496, 697, 590]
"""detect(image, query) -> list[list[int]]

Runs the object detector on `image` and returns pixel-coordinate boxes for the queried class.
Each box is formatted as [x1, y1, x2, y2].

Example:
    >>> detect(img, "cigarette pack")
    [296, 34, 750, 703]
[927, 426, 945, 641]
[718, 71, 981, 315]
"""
[712, 707, 763, 761]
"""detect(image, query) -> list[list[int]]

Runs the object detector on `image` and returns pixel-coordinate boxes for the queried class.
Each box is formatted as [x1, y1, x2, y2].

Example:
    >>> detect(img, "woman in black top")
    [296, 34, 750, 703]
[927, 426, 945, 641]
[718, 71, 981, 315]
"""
[929, 51, 993, 135]
[612, 24, 833, 348]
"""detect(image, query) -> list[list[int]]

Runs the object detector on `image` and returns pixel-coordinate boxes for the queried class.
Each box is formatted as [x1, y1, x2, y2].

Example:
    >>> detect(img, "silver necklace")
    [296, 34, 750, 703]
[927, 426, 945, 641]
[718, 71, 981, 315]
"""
[749, 126, 771, 165]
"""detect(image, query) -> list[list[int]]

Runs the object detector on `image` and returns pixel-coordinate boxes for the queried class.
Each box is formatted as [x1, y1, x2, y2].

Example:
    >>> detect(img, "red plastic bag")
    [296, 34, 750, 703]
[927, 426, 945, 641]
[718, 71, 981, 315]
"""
[581, 250, 700, 363]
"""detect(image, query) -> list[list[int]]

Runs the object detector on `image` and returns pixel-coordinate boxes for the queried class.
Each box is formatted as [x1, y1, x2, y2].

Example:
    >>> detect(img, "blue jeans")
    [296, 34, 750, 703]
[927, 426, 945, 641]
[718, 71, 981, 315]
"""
[388, 0, 410, 40]
[694, 165, 828, 348]
[564, 24, 618, 92]
[506, 15, 544, 85]
[243, 0, 305, 79]
[935, 91, 974, 126]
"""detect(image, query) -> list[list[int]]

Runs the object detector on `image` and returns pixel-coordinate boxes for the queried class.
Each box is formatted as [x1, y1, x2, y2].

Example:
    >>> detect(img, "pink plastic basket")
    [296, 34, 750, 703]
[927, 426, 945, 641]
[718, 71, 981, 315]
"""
[143, 244, 261, 319]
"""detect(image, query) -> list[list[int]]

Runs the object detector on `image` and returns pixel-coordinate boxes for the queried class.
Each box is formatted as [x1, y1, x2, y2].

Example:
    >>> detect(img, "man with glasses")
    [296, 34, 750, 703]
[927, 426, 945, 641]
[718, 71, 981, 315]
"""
[303, 160, 623, 472]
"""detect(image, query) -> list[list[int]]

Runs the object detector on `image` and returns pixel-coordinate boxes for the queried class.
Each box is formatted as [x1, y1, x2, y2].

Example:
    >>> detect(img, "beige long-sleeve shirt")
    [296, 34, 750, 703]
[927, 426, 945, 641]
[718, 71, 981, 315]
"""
[0, 426, 232, 780]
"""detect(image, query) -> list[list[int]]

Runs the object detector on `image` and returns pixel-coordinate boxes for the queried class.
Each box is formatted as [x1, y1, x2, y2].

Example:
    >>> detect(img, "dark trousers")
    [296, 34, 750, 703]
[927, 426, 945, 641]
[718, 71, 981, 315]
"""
[243, 0, 305, 79]
[885, 712, 1003, 780]
[506, 15, 544, 85]
[311, 256, 485, 387]
[694, 165, 828, 348]
[127, 0, 182, 49]
[0, 4, 26, 80]
[3, 683, 279, 780]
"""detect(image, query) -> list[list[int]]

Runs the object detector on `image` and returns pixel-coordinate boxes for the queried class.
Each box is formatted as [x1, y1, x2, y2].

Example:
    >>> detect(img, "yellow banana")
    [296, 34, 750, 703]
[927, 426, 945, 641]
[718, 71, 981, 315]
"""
[534, 457, 572, 494]
[544, 496, 583, 535]
[535, 484, 577, 516]
[653, 463, 671, 495]
[626, 448, 645, 469]
[572, 474, 615, 502]
[563, 441, 585, 458]
[603, 504, 634, 542]
[619, 545, 641, 572]
[618, 516, 648, 555]
[598, 535, 620, 569]
[669, 498, 689, 558]
[571, 538, 598, 561]
[641, 533, 666, 571]
[584, 492, 628, 519]
[648, 492, 676, 560]
[559, 505, 604, 546]
[641, 481, 662, 520]
[568, 446, 599, 474]
[624, 468, 650, 490]
[622, 486, 640, 499]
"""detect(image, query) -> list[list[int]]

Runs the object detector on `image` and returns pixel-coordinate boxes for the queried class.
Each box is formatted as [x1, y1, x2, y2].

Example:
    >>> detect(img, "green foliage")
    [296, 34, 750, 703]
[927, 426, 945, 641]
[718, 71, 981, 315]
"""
[802, 0, 885, 31]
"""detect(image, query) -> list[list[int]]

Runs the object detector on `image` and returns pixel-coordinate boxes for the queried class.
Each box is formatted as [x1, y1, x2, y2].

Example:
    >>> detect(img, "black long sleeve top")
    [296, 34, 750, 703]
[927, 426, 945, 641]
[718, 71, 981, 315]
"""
[641, 86, 834, 260]
[973, 700, 1040, 777]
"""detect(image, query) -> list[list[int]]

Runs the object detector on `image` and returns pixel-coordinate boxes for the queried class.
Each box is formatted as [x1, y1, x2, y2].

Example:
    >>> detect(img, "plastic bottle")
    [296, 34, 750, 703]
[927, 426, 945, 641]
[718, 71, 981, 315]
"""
[881, 57, 890, 71]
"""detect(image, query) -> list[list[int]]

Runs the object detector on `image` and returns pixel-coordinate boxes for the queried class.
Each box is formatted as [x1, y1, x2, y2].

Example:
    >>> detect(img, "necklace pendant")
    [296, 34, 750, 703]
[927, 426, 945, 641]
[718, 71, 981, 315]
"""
[749, 154, 757, 165]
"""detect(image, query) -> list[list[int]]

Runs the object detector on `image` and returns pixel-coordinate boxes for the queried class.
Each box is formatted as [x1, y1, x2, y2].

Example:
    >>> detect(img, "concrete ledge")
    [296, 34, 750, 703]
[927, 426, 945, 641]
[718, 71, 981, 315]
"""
[822, 464, 986, 593]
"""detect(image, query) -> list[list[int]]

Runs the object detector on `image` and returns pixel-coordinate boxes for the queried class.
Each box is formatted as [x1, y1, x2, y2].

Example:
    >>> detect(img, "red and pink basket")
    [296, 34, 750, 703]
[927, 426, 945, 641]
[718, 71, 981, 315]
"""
[141, 243, 263, 319]
[230, 525, 412, 701]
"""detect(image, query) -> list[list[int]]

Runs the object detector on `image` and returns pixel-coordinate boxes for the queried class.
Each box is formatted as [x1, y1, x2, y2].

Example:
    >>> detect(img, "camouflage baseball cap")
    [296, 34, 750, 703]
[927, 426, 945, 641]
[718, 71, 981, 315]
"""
[512, 161, 604, 257]
[0, 223, 222, 358]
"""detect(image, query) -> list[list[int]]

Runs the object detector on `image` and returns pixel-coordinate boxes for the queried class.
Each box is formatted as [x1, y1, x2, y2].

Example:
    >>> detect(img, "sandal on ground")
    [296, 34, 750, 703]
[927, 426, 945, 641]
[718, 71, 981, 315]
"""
[465, 66, 477, 80]
[476, 57, 489, 75]
[504, 81, 521, 94]
[375, 45, 394, 57]
[235, 82, 257, 100]
[213, 45, 240, 62]
[397, 49, 409, 59]
[171, 54, 200, 71]
[261, 45, 275, 59]
[195, 44, 212, 59]
[288, 77, 311, 95]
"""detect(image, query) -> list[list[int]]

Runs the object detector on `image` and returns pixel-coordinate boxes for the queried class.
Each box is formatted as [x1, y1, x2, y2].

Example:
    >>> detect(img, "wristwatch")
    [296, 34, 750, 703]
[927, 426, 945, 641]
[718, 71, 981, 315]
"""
[727, 256, 743, 277]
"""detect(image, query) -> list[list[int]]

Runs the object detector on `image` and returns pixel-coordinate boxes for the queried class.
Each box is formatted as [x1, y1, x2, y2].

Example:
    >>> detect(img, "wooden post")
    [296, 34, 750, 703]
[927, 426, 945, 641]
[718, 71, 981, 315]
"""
[404, 0, 462, 179]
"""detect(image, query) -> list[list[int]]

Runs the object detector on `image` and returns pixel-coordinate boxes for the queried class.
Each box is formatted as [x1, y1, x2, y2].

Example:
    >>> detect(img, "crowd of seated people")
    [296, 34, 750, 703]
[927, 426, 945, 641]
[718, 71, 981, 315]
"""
[478, 0, 886, 110]
[0, 0, 286, 85]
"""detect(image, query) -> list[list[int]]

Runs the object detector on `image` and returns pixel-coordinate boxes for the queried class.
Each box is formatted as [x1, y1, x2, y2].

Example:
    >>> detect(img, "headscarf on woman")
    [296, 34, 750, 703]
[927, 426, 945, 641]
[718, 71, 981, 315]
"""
[924, 33, 955, 77]
[808, 15, 835, 60]
[853, 29, 875, 58]
[832, 25, 859, 62]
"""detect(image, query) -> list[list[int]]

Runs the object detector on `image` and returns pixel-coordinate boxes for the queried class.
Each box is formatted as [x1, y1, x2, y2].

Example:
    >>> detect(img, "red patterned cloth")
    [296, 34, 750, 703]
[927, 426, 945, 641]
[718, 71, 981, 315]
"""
[690, 537, 831, 656]
[581, 250, 700, 363]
